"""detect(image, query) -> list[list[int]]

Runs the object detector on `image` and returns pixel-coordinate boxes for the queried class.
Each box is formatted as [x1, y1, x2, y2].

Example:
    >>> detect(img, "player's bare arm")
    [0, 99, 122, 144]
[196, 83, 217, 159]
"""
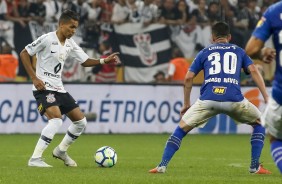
[20, 49, 45, 91]
[248, 64, 268, 103]
[181, 71, 195, 116]
[245, 36, 276, 63]
[81, 52, 120, 67]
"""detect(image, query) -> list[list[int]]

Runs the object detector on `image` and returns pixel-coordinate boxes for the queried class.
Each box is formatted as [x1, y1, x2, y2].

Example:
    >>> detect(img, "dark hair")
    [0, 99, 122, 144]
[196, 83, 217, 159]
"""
[211, 21, 230, 38]
[59, 10, 79, 23]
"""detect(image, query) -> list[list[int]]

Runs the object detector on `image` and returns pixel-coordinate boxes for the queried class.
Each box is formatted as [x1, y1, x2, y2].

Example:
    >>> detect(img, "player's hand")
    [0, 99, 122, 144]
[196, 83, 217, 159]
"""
[261, 47, 276, 64]
[105, 52, 121, 64]
[33, 78, 46, 91]
[180, 105, 190, 117]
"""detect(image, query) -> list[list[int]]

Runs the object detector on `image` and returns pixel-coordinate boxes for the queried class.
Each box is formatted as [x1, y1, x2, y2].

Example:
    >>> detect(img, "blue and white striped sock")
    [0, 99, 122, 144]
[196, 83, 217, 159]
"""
[271, 140, 282, 173]
[250, 124, 265, 169]
[159, 126, 187, 167]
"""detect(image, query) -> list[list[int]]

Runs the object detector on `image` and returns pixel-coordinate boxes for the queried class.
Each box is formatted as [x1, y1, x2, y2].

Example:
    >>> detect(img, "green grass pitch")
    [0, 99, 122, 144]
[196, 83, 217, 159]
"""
[0, 134, 281, 184]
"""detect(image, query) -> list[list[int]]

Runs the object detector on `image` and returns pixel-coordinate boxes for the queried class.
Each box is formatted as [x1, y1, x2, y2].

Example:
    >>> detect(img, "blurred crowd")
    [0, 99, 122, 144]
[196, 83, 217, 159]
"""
[0, 0, 278, 84]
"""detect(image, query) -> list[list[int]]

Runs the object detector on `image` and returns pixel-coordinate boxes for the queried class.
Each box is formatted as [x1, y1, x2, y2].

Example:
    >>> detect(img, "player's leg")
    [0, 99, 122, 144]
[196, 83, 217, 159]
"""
[56, 107, 86, 152]
[149, 99, 217, 173]
[29, 106, 63, 167]
[149, 120, 192, 173]
[249, 122, 266, 173]
[28, 91, 63, 167]
[53, 93, 87, 166]
[270, 136, 282, 173]
[261, 97, 282, 173]
[227, 98, 270, 174]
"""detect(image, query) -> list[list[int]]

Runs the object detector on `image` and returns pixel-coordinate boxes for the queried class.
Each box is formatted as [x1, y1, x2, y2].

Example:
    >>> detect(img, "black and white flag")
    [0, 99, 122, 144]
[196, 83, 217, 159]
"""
[114, 23, 172, 82]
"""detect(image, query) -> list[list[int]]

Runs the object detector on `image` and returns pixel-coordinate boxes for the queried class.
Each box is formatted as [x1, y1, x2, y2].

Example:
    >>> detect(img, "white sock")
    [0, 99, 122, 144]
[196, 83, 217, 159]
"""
[31, 118, 63, 158]
[59, 117, 87, 152]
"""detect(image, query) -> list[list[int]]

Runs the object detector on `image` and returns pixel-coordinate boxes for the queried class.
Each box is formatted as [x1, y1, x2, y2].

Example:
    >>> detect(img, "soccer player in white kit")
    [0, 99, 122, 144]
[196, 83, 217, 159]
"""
[20, 10, 120, 167]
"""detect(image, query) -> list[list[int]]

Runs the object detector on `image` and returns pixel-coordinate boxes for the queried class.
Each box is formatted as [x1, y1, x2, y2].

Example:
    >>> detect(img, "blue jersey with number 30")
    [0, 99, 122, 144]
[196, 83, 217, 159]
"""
[252, 2, 282, 105]
[190, 43, 253, 102]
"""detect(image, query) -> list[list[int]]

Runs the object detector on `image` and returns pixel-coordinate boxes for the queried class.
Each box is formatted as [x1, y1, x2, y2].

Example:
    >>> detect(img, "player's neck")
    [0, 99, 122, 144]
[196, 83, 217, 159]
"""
[214, 38, 228, 44]
[56, 30, 66, 45]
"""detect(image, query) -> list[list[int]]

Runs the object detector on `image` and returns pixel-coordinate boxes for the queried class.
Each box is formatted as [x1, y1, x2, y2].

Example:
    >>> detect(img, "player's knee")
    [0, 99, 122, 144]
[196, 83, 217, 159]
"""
[73, 117, 87, 129]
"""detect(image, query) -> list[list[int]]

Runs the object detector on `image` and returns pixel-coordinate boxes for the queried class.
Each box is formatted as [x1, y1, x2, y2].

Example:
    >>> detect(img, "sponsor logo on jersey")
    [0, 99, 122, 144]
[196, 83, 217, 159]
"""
[52, 41, 58, 45]
[212, 86, 226, 95]
[66, 44, 71, 47]
[256, 17, 265, 28]
[46, 93, 56, 103]
[31, 40, 41, 47]
[44, 72, 60, 78]
[38, 103, 43, 113]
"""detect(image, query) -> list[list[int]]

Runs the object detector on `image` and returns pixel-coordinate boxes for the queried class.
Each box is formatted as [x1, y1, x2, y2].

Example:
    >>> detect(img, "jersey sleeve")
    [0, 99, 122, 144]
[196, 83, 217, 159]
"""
[242, 51, 254, 69]
[69, 40, 89, 64]
[189, 50, 203, 75]
[252, 8, 272, 42]
[25, 34, 48, 56]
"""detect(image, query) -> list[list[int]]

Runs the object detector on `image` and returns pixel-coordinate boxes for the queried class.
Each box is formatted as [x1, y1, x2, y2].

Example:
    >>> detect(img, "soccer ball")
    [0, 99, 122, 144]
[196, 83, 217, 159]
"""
[94, 146, 117, 167]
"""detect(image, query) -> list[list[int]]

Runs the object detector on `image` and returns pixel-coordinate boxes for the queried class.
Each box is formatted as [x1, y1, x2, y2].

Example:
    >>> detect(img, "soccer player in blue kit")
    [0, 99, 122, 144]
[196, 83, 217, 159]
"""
[149, 22, 271, 174]
[245, 1, 282, 174]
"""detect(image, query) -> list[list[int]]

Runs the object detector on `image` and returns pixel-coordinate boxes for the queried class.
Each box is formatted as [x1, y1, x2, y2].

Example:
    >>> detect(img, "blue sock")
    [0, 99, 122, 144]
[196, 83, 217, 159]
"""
[250, 124, 265, 169]
[158, 126, 187, 167]
[271, 140, 282, 173]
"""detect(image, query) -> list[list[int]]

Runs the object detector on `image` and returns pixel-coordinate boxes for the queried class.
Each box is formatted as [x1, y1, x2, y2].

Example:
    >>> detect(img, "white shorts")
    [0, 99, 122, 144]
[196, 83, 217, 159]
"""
[261, 97, 282, 139]
[182, 98, 261, 128]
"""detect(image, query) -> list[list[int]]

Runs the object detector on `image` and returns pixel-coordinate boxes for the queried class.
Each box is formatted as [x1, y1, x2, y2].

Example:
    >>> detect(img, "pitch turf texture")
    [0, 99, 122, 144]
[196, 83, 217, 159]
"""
[0, 134, 281, 184]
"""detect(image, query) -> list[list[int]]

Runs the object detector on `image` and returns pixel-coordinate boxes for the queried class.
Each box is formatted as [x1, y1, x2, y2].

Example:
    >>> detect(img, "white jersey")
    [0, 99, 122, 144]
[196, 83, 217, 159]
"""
[25, 31, 89, 93]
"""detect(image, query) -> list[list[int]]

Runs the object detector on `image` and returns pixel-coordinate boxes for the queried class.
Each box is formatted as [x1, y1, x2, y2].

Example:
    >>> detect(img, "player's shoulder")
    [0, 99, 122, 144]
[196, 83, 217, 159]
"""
[264, 2, 282, 16]
[36, 32, 55, 43]
[66, 38, 79, 48]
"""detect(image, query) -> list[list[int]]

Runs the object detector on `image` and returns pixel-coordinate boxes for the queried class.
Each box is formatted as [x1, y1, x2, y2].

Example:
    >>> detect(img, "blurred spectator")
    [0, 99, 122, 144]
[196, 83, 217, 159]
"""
[191, 0, 211, 47]
[0, 43, 18, 82]
[153, 70, 166, 83]
[111, 0, 129, 25]
[100, 0, 114, 23]
[29, 0, 46, 25]
[207, 1, 221, 24]
[92, 40, 117, 82]
[127, 0, 139, 22]
[80, 0, 102, 49]
[83, 0, 102, 22]
[44, 0, 61, 23]
[0, 0, 16, 48]
[74, 0, 88, 23]
[246, 0, 260, 37]
[134, 0, 159, 27]
[61, 0, 77, 12]
[177, 0, 189, 23]
[227, 0, 247, 47]
[159, 0, 183, 25]
[185, 0, 198, 13]
[191, 0, 209, 28]
[166, 47, 190, 83]
[13, 0, 33, 79]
